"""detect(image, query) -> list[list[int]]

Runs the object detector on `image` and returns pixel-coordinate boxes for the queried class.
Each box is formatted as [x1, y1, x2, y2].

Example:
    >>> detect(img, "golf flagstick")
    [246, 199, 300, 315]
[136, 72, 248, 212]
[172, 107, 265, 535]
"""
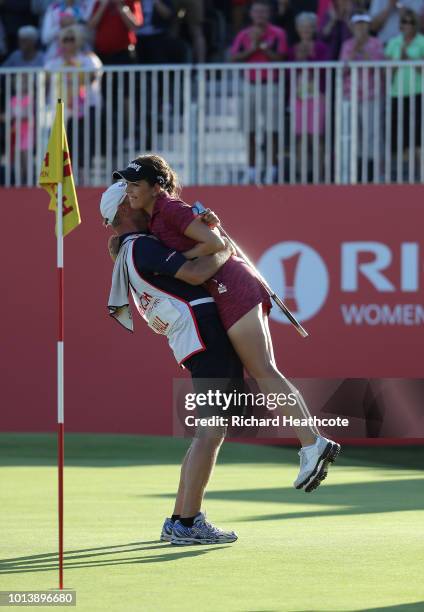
[192, 202, 308, 338]
[39, 99, 82, 590]
[57, 181, 64, 590]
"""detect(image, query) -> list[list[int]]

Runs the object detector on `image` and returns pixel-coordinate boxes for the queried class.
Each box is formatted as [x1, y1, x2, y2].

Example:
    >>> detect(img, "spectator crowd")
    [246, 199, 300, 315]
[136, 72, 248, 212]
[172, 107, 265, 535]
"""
[2, 0, 424, 66]
[1, 0, 424, 183]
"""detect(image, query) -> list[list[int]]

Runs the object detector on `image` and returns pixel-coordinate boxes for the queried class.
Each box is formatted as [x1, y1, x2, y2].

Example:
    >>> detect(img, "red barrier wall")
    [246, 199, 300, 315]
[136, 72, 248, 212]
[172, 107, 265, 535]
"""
[1, 186, 423, 434]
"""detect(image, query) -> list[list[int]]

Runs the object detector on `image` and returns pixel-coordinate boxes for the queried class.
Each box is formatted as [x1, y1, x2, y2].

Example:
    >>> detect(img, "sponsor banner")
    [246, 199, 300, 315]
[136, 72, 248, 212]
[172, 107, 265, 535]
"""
[0, 186, 423, 436]
[193, 185, 424, 379]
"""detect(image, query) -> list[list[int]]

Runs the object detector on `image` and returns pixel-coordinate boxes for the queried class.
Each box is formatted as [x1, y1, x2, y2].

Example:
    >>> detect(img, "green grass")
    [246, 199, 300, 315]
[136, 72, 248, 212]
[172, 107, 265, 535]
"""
[1, 434, 423, 612]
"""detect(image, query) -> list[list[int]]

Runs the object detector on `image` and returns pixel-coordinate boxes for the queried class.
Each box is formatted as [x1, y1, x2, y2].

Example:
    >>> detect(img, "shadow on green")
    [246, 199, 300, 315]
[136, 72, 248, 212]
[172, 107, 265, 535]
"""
[151, 477, 424, 522]
[0, 434, 423, 470]
[295, 604, 424, 611]
[360, 604, 424, 611]
[0, 540, 230, 575]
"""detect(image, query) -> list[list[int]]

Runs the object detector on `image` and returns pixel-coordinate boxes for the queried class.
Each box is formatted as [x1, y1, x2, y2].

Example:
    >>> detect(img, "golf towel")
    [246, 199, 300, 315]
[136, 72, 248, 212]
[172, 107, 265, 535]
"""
[108, 234, 139, 332]
[108, 233, 208, 364]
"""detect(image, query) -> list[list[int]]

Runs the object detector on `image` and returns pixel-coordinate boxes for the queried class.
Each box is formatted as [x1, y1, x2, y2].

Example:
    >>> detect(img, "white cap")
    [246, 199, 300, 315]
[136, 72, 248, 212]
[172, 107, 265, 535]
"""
[351, 13, 371, 23]
[18, 25, 39, 40]
[100, 181, 127, 226]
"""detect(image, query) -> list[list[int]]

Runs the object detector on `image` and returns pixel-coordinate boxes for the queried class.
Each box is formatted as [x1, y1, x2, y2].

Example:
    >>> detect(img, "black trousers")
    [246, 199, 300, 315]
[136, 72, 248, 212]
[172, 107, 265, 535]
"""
[391, 94, 422, 152]
[136, 33, 189, 65]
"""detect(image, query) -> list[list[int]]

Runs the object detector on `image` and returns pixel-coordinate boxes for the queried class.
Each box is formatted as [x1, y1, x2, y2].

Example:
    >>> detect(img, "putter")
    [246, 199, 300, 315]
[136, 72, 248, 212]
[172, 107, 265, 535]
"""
[192, 201, 309, 338]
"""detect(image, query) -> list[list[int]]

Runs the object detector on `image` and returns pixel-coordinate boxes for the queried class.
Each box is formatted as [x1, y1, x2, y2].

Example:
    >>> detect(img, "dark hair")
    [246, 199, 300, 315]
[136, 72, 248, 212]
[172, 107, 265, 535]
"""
[401, 8, 419, 26]
[133, 154, 181, 198]
[250, 0, 271, 8]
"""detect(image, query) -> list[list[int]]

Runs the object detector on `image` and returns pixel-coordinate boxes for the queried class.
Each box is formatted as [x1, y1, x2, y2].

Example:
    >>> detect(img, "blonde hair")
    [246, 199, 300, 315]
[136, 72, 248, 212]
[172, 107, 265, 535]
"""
[296, 12, 318, 30]
[133, 154, 181, 198]
[59, 25, 85, 49]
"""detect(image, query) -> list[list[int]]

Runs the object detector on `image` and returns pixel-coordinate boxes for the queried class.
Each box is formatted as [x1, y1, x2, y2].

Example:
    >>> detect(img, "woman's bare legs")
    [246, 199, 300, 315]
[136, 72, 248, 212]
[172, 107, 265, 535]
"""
[262, 310, 320, 438]
[261, 308, 276, 367]
[227, 304, 318, 446]
[227, 304, 341, 492]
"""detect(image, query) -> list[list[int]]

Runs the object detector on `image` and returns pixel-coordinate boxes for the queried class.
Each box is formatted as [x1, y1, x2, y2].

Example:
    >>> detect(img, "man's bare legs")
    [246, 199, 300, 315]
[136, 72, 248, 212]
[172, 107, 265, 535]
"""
[169, 427, 238, 545]
[172, 444, 192, 516]
[172, 427, 226, 518]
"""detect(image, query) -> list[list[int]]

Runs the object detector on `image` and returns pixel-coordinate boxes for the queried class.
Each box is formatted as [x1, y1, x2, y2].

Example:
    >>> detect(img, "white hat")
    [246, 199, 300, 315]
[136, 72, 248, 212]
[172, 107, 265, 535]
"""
[351, 13, 371, 23]
[100, 181, 127, 226]
[18, 25, 39, 40]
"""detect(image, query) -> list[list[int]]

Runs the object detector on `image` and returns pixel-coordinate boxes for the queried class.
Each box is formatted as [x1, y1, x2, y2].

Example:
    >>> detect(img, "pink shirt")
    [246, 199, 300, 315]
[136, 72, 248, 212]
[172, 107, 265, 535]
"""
[11, 95, 31, 151]
[339, 36, 385, 100]
[317, 0, 332, 23]
[231, 23, 287, 82]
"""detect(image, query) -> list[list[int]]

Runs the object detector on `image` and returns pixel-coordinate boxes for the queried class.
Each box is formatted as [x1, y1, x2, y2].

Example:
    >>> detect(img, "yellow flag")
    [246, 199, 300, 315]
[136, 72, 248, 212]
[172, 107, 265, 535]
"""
[39, 100, 81, 237]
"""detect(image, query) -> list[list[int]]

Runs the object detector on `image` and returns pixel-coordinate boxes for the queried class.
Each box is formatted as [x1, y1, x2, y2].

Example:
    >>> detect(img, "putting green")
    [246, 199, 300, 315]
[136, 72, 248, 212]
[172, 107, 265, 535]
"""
[1, 434, 423, 612]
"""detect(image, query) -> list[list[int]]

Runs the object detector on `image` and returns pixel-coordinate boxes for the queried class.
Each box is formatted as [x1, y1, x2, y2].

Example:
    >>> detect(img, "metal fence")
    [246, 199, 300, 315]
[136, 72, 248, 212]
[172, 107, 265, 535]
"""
[1, 61, 424, 187]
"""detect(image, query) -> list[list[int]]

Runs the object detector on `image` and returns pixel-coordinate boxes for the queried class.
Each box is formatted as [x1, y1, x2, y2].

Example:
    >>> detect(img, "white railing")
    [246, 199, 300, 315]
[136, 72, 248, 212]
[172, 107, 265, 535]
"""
[1, 61, 424, 187]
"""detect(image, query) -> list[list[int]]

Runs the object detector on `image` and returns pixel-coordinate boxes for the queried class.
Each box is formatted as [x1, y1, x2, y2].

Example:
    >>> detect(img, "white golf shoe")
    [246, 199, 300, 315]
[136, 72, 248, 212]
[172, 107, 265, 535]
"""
[294, 436, 341, 493]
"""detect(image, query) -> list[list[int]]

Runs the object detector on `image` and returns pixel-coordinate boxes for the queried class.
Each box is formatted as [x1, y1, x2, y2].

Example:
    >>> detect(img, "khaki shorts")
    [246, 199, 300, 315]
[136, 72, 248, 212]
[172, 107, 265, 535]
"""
[173, 0, 204, 26]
